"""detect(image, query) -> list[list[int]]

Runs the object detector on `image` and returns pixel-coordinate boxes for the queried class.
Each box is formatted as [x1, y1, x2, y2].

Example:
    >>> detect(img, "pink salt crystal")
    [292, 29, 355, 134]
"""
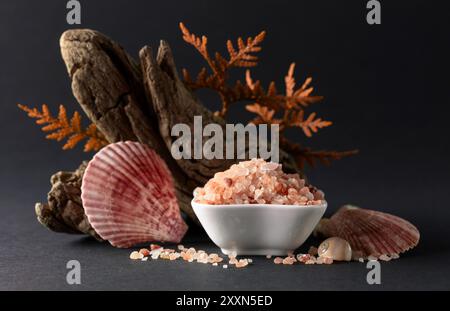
[150, 248, 162, 259]
[282, 257, 295, 265]
[273, 257, 283, 264]
[150, 244, 161, 250]
[305, 259, 316, 265]
[193, 159, 325, 206]
[197, 253, 209, 264]
[297, 254, 311, 263]
[314, 190, 325, 200]
[130, 251, 144, 260]
[181, 252, 190, 261]
[322, 257, 333, 264]
[261, 162, 279, 171]
[159, 252, 170, 260]
[299, 187, 310, 195]
[139, 248, 150, 257]
[235, 259, 249, 268]
[228, 251, 237, 258]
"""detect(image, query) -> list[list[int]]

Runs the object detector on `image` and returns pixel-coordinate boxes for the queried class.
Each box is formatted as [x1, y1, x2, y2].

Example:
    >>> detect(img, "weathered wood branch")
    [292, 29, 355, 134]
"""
[60, 29, 197, 220]
[35, 162, 102, 240]
[139, 42, 235, 183]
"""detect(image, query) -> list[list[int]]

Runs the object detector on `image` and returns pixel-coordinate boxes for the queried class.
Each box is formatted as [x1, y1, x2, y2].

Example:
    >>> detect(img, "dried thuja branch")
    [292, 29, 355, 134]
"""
[180, 23, 357, 168]
[18, 104, 108, 152]
[245, 63, 332, 137]
[180, 22, 266, 116]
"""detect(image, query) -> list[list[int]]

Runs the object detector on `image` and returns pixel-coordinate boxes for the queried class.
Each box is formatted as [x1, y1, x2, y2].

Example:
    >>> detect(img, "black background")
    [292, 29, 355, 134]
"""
[1, 0, 449, 290]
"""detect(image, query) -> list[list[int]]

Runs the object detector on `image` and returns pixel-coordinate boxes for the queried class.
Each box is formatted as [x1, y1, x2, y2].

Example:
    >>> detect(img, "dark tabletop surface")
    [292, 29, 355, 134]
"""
[1, 183, 449, 291]
[1, 0, 450, 291]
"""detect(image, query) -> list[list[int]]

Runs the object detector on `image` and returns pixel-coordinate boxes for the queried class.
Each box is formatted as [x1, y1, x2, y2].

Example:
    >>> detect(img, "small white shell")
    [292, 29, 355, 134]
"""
[318, 237, 352, 261]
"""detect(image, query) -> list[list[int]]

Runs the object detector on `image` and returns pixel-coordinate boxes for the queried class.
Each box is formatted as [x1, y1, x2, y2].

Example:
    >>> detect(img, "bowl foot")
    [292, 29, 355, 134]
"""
[221, 248, 291, 256]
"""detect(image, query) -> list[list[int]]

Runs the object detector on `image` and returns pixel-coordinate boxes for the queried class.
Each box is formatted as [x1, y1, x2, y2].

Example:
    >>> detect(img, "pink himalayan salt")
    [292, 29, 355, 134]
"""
[273, 257, 284, 264]
[193, 158, 325, 205]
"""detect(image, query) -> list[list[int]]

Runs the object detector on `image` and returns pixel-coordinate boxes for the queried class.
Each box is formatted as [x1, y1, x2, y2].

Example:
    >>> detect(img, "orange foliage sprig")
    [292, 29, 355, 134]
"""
[18, 104, 108, 152]
[179, 22, 357, 168]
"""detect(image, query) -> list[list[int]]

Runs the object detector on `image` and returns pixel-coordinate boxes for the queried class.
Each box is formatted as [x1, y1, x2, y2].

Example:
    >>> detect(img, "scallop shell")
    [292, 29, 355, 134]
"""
[81, 141, 188, 248]
[315, 205, 419, 259]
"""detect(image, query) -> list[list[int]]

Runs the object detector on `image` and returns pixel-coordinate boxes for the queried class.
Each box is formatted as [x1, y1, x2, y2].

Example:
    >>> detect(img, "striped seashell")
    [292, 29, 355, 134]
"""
[81, 141, 188, 248]
[314, 205, 419, 259]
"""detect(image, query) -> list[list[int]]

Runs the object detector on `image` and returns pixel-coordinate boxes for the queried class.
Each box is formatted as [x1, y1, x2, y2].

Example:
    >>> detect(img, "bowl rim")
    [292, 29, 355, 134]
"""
[191, 199, 327, 210]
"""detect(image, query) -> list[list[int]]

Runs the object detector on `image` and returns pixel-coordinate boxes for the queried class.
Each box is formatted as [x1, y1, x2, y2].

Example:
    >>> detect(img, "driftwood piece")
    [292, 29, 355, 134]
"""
[60, 29, 197, 220]
[140, 43, 235, 184]
[35, 162, 102, 240]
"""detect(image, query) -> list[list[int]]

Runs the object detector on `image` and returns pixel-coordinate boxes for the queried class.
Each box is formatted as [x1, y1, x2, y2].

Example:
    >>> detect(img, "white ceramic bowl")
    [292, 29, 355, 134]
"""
[192, 200, 327, 256]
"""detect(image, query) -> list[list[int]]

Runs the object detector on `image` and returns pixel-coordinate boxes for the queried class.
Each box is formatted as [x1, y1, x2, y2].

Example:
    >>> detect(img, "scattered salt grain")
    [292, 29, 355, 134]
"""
[223, 265, 228, 269]
[139, 248, 150, 256]
[169, 253, 180, 261]
[130, 251, 144, 260]
[282, 257, 295, 265]
[150, 244, 161, 250]
[229, 258, 238, 265]
[228, 251, 237, 258]
[141, 257, 148, 261]
[297, 254, 311, 263]
[235, 259, 249, 268]
[273, 257, 283, 264]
